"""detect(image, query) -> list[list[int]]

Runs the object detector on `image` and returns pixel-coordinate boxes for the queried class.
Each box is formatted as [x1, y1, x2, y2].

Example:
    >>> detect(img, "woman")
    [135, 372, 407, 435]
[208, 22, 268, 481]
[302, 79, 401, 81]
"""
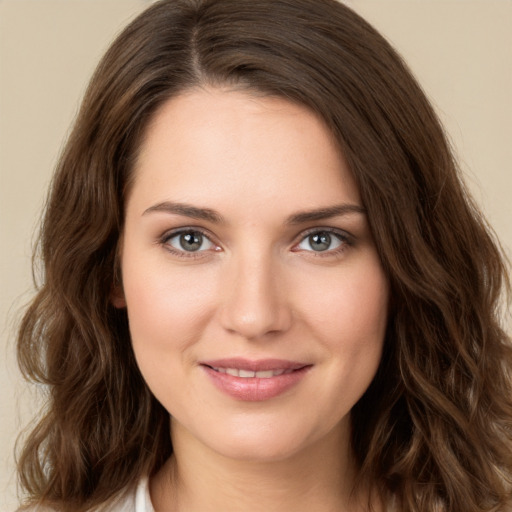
[16, 0, 512, 511]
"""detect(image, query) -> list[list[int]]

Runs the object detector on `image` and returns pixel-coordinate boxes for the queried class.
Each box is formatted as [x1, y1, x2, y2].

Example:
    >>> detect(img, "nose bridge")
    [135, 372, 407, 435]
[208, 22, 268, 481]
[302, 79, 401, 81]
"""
[220, 245, 290, 339]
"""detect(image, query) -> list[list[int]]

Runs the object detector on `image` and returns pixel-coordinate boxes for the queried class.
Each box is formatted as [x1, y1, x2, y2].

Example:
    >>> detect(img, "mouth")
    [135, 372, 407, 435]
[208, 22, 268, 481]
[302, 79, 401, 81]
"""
[205, 366, 298, 378]
[200, 358, 312, 401]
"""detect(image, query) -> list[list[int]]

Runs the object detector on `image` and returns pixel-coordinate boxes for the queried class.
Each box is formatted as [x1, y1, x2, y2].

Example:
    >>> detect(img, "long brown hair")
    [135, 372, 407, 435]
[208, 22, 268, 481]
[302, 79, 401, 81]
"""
[17, 1, 512, 510]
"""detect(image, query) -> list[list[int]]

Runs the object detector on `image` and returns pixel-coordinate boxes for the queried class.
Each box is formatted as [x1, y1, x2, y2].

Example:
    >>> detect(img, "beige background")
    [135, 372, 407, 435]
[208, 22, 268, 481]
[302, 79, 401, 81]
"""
[1, 1, 510, 509]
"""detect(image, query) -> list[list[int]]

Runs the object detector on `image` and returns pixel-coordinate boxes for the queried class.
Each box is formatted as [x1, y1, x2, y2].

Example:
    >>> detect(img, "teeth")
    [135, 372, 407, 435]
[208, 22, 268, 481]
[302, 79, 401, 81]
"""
[255, 370, 273, 378]
[213, 367, 291, 378]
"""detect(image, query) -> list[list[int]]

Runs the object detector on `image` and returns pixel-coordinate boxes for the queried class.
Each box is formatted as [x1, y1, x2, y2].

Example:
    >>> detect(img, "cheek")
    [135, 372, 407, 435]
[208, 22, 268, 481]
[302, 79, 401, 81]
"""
[299, 257, 388, 394]
[121, 261, 219, 411]
[300, 259, 389, 343]
[121, 254, 218, 364]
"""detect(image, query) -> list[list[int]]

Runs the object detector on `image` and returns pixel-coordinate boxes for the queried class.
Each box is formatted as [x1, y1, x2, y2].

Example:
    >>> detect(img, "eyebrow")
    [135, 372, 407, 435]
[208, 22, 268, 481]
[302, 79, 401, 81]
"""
[144, 201, 365, 225]
[143, 201, 225, 223]
[286, 204, 366, 224]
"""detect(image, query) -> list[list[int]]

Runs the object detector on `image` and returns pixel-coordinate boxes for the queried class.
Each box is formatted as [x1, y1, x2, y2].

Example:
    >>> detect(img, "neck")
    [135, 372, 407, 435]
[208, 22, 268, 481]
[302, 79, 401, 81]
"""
[150, 419, 374, 512]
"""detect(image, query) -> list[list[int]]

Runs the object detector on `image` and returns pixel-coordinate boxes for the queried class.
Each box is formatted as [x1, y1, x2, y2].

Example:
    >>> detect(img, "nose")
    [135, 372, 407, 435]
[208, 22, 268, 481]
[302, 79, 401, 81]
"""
[219, 251, 292, 340]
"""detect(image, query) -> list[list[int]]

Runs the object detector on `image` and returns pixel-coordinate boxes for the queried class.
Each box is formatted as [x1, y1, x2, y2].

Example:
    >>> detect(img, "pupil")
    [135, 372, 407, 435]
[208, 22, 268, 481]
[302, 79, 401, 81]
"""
[310, 232, 331, 251]
[180, 232, 202, 251]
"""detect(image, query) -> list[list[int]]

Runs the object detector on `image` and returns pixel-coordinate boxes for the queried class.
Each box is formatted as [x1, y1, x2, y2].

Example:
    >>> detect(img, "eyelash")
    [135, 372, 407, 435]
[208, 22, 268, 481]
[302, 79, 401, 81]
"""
[159, 228, 219, 259]
[158, 227, 353, 259]
[293, 227, 353, 258]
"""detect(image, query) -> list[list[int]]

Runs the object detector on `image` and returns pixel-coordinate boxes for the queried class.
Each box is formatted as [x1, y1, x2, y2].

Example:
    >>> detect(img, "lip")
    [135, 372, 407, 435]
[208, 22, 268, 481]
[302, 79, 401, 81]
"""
[200, 358, 312, 401]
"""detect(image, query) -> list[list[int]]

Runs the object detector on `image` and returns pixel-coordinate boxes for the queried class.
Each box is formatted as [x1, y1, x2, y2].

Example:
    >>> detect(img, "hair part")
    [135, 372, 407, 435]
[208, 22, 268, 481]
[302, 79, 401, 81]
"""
[17, 1, 512, 511]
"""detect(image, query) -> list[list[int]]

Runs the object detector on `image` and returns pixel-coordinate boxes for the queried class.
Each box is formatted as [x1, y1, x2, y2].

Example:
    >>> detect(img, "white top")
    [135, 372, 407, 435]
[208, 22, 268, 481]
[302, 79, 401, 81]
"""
[132, 477, 155, 512]
[29, 478, 155, 512]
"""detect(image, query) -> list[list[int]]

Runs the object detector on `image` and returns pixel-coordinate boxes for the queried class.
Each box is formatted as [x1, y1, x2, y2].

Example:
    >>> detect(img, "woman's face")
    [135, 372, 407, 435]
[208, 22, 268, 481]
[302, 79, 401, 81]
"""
[117, 88, 389, 461]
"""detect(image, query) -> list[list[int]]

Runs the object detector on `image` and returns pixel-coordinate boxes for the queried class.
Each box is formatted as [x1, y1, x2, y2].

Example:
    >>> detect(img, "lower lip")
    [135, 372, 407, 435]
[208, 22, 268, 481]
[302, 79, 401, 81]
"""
[202, 366, 311, 401]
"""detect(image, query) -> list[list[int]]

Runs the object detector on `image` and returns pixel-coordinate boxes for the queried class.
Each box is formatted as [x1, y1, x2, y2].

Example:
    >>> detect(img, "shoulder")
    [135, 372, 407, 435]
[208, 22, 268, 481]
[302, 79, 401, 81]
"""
[17, 477, 154, 512]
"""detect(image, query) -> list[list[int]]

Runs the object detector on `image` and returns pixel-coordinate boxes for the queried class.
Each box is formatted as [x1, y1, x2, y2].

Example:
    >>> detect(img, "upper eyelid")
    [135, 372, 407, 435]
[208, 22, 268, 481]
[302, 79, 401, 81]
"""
[295, 226, 353, 241]
[161, 226, 215, 241]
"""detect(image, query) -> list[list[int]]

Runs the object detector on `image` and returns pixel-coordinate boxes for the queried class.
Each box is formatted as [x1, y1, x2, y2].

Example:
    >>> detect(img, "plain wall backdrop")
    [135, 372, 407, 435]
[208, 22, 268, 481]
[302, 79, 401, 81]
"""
[1, 1, 511, 509]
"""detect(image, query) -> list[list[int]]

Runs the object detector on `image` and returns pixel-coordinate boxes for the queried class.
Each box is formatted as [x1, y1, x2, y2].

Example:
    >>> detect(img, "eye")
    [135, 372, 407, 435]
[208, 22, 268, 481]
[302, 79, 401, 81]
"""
[163, 230, 217, 253]
[295, 230, 348, 252]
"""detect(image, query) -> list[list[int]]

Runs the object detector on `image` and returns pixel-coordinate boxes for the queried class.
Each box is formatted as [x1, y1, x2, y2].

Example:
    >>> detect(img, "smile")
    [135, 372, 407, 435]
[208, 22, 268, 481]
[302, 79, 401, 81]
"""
[200, 358, 311, 401]
[210, 367, 294, 378]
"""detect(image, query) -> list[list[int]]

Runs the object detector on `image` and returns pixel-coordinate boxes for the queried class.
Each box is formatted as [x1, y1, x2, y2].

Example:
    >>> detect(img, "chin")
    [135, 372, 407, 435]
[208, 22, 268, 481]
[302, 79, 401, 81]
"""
[213, 441, 308, 464]
[189, 415, 336, 464]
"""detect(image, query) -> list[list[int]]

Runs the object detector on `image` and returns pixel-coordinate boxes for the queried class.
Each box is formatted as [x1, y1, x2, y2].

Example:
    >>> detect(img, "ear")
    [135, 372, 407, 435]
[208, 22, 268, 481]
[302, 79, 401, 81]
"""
[110, 284, 127, 308]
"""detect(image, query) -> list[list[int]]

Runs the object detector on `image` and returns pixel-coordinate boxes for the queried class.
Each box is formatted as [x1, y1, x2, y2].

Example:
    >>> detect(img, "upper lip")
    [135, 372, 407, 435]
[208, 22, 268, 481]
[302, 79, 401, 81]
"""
[200, 358, 309, 372]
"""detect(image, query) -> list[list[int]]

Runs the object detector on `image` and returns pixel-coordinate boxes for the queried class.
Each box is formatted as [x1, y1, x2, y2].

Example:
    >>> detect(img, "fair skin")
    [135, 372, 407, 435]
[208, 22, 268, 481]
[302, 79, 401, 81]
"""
[116, 87, 388, 511]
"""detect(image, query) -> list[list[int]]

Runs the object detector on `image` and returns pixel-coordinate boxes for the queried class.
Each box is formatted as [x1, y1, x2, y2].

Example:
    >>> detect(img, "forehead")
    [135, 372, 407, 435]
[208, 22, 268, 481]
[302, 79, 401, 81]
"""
[128, 87, 361, 217]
